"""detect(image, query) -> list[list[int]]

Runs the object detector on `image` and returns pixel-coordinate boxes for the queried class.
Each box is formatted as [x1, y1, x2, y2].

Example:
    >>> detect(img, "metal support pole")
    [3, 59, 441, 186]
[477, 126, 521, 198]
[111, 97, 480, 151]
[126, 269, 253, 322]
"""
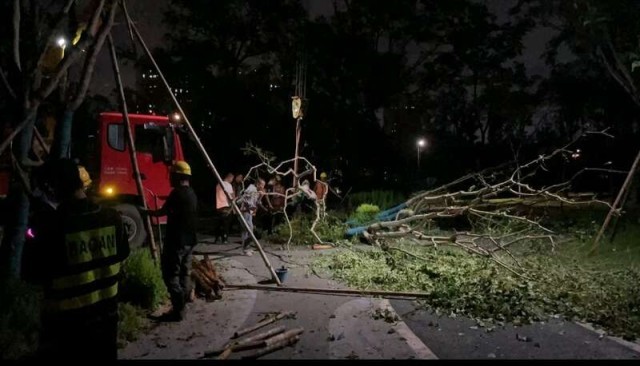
[126, 17, 281, 285]
[591, 147, 640, 253]
[293, 117, 302, 189]
[107, 33, 159, 260]
[145, 186, 164, 253]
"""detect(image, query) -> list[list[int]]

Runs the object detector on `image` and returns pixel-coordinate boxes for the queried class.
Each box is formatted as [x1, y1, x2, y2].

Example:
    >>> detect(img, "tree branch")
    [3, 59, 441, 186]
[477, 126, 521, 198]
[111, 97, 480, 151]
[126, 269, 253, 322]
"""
[0, 66, 17, 99]
[68, 0, 117, 111]
[13, 0, 22, 72]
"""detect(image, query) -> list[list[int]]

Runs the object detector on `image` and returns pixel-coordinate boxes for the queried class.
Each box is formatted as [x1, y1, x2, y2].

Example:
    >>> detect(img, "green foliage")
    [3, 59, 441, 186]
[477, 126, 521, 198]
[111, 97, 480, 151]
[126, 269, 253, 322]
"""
[117, 303, 148, 348]
[542, 209, 606, 242]
[0, 279, 42, 360]
[350, 204, 381, 225]
[268, 213, 349, 246]
[313, 234, 640, 339]
[120, 249, 168, 310]
[347, 190, 405, 211]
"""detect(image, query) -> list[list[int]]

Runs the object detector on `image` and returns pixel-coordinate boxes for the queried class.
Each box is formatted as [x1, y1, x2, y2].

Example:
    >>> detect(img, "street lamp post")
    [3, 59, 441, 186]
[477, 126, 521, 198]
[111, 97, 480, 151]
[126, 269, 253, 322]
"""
[417, 138, 426, 169]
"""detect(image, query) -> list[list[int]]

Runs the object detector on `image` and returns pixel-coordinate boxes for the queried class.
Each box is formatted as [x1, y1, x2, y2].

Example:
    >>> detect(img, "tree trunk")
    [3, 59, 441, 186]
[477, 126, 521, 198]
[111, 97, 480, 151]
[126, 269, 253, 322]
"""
[12, 0, 22, 72]
[51, 0, 116, 159]
[0, 111, 35, 279]
[0, 0, 113, 279]
[51, 109, 74, 158]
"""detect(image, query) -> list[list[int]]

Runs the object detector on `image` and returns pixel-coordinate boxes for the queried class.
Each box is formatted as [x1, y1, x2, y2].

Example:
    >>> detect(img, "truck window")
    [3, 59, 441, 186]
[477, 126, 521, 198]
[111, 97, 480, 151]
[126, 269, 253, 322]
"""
[107, 124, 125, 151]
[135, 125, 166, 162]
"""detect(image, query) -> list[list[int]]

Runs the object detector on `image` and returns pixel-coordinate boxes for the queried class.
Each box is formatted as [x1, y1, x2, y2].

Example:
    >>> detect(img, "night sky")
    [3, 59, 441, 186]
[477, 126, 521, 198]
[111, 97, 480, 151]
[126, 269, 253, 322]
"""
[90, 0, 170, 97]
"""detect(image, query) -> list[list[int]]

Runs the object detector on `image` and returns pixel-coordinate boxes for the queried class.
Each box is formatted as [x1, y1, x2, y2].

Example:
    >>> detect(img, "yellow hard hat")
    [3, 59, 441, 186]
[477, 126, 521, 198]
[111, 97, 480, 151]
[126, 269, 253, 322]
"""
[78, 165, 92, 188]
[171, 160, 192, 176]
[320, 172, 328, 179]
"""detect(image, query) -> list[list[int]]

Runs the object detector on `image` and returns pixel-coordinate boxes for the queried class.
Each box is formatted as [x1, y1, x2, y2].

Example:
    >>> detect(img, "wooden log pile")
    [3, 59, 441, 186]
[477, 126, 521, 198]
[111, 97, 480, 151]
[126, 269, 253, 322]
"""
[191, 254, 225, 301]
[202, 310, 302, 359]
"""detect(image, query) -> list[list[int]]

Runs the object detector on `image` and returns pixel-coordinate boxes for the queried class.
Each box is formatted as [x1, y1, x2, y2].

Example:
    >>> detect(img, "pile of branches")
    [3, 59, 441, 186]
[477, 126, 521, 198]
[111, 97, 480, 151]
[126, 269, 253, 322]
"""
[362, 130, 625, 277]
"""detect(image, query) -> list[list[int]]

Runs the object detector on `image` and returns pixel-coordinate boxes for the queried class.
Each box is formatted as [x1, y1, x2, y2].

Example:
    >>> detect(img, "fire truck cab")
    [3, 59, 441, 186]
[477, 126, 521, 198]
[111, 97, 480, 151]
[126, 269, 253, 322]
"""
[0, 112, 184, 249]
[95, 112, 185, 248]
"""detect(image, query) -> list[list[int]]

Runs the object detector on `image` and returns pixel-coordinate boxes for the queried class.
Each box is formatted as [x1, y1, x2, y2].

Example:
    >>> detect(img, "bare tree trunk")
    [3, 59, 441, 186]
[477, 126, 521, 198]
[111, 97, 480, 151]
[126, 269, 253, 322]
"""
[0, 0, 107, 158]
[52, 0, 116, 158]
[0, 0, 111, 279]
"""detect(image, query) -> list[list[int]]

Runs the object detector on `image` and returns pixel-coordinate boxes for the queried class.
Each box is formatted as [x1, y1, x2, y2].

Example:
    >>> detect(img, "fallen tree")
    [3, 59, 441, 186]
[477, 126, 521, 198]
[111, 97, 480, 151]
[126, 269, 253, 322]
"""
[358, 130, 626, 277]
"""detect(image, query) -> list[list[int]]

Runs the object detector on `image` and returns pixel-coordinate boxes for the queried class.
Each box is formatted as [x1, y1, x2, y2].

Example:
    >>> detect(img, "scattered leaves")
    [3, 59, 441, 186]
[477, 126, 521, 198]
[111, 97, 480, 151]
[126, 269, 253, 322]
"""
[372, 308, 400, 323]
[312, 237, 640, 340]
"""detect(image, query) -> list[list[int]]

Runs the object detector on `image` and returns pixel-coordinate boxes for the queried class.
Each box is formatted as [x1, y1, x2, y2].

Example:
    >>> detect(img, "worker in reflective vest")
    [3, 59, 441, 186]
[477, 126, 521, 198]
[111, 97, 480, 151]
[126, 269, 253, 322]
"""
[24, 158, 129, 360]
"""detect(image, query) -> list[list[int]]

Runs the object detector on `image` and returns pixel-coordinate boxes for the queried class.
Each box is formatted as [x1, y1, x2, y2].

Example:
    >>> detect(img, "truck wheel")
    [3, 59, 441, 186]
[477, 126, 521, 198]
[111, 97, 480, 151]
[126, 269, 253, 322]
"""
[115, 203, 147, 249]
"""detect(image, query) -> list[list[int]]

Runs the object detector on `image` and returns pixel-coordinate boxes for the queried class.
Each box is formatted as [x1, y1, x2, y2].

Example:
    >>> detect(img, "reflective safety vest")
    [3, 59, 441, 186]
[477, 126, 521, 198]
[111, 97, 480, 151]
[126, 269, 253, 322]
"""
[31, 199, 129, 318]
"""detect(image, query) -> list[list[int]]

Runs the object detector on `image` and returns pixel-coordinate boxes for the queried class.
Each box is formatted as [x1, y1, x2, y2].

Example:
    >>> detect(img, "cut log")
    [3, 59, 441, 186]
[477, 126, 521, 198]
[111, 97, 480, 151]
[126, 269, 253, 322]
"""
[191, 257, 224, 298]
[233, 311, 295, 339]
[209, 326, 288, 359]
[312, 244, 333, 250]
[191, 269, 213, 294]
[263, 328, 304, 347]
[193, 262, 219, 287]
[242, 335, 301, 359]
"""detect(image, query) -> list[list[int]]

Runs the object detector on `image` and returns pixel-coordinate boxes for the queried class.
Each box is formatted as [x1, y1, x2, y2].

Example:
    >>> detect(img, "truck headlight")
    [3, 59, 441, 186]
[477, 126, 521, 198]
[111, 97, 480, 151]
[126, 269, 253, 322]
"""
[104, 186, 116, 196]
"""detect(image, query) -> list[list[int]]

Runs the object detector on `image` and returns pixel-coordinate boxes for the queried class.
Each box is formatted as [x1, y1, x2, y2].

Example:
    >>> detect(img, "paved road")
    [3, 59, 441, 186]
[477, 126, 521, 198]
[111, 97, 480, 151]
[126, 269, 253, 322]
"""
[391, 300, 639, 359]
[119, 236, 640, 360]
[120, 237, 425, 359]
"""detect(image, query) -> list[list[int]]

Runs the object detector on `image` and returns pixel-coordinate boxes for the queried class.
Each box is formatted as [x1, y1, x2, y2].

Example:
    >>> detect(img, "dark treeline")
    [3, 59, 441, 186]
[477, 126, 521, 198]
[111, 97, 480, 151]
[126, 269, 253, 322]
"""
[81, 0, 639, 197]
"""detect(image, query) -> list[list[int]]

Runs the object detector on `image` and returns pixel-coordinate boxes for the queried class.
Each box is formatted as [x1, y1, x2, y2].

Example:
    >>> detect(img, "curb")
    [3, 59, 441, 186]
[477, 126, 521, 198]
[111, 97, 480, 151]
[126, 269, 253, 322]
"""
[575, 322, 640, 354]
[379, 299, 438, 359]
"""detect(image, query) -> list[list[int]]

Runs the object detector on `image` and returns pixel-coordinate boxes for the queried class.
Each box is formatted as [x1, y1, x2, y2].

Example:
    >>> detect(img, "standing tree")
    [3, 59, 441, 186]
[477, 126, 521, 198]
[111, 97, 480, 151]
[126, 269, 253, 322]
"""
[516, 0, 640, 249]
[0, 0, 119, 279]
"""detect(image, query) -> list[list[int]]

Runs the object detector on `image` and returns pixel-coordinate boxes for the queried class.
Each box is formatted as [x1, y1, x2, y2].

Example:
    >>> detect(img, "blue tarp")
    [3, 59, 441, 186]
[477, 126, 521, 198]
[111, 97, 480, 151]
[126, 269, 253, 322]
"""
[345, 202, 407, 237]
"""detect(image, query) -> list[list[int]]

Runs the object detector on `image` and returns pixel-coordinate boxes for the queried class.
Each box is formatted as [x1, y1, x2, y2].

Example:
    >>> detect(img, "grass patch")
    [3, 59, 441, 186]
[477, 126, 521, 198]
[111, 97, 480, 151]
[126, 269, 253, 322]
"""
[347, 190, 406, 211]
[312, 226, 640, 340]
[120, 249, 168, 310]
[117, 302, 149, 348]
[117, 248, 168, 348]
[268, 213, 350, 246]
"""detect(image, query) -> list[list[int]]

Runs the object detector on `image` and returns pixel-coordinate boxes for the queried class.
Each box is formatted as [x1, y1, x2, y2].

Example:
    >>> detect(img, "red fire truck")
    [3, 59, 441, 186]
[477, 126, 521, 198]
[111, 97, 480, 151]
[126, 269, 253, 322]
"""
[0, 112, 185, 248]
[95, 112, 186, 247]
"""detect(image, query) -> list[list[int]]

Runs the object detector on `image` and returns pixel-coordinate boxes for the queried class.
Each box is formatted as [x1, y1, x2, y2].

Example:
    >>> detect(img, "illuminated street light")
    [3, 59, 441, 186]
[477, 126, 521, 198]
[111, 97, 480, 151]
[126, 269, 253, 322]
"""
[417, 138, 427, 169]
[172, 113, 181, 121]
[56, 37, 67, 48]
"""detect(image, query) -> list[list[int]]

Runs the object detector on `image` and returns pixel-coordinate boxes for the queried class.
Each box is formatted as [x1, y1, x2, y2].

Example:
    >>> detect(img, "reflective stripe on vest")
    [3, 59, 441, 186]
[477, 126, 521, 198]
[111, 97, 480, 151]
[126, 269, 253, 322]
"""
[52, 263, 121, 290]
[46, 282, 118, 312]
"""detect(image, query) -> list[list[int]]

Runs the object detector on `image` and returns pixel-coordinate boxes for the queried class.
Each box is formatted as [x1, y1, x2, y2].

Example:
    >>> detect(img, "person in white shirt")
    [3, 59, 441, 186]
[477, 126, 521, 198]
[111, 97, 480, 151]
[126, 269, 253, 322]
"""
[238, 178, 265, 255]
[214, 173, 235, 243]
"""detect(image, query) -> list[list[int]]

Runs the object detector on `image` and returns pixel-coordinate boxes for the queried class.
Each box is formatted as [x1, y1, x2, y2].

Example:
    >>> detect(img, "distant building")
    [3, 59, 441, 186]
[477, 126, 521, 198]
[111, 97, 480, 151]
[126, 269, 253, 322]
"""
[135, 68, 192, 115]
